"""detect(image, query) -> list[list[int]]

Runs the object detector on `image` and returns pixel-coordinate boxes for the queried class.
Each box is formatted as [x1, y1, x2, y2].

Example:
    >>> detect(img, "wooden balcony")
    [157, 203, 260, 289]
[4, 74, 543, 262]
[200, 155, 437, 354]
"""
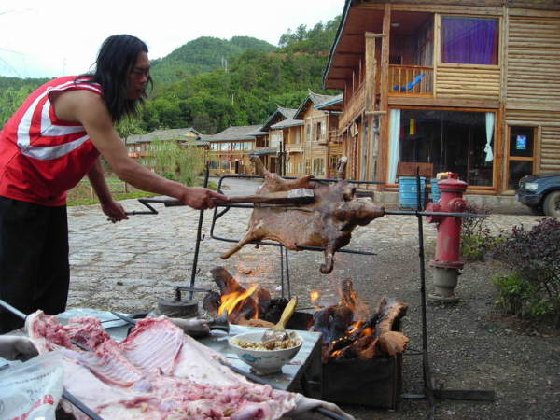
[286, 144, 303, 153]
[389, 65, 433, 95]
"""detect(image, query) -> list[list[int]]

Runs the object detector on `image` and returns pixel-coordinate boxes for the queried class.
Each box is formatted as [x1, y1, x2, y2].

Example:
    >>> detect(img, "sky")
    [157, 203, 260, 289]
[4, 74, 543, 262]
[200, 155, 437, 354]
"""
[0, 0, 344, 78]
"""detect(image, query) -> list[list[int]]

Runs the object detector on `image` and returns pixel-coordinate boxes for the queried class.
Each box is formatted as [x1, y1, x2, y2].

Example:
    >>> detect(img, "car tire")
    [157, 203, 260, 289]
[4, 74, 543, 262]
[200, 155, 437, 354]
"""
[543, 191, 560, 218]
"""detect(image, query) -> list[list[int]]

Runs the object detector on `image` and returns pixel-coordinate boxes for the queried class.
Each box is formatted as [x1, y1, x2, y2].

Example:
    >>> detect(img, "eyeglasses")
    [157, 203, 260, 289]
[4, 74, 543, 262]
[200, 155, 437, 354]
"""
[130, 67, 150, 78]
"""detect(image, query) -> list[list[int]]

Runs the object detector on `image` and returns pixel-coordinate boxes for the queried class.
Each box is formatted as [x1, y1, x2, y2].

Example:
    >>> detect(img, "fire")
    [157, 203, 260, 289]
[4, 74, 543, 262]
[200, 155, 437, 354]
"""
[310, 290, 320, 306]
[218, 284, 259, 319]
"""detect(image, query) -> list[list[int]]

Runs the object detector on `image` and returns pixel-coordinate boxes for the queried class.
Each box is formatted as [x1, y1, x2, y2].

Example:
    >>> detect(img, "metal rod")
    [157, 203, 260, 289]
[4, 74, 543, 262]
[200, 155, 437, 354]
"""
[186, 163, 210, 301]
[385, 210, 485, 218]
[209, 233, 376, 256]
[0, 299, 27, 320]
[63, 389, 104, 420]
[284, 246, 291, 299]
[414, 174, 434, 410]
[280, 245, 285, 299]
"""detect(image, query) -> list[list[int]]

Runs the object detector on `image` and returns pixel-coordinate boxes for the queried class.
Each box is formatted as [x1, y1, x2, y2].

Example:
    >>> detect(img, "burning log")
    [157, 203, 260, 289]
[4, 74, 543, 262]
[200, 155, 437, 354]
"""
[377, 331, 409, 357]
[221, 157, 385, 274]
[374, 298, 409, 337]
[202, 267, 275, 324]
[312, 279, 409, 361]
[313, 279, 368, 343]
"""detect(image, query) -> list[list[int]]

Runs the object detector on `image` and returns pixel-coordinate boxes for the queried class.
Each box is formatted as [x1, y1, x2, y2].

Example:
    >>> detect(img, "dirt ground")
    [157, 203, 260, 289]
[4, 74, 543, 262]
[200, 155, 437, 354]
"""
[325, 236, 560, 420]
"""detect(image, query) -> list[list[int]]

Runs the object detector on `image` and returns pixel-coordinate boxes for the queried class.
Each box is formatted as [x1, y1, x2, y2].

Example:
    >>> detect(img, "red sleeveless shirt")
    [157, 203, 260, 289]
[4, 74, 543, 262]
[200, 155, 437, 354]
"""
[0, 76, 102, 206]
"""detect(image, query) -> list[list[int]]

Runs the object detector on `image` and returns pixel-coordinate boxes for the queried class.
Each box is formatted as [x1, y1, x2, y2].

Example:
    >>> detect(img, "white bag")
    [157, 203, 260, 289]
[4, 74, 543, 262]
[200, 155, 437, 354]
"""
[0, 351, 63, 420]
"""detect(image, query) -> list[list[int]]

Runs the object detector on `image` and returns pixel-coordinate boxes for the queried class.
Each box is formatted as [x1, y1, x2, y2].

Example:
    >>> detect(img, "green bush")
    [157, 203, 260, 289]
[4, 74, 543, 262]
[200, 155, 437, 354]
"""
[491, 218, 560, 327]
[460, 203, 495, 261]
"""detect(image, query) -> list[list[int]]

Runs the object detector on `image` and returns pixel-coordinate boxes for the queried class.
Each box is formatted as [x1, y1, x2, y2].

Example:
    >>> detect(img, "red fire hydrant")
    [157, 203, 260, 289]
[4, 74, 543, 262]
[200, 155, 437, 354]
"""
[426, 174, 468, 302]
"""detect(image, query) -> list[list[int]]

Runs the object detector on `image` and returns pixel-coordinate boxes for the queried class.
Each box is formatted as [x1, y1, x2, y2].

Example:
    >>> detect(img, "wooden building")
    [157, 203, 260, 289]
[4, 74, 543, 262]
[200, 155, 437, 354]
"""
[293, 91, 343, 178]
[255, 106, 300, 174]
[126, 128, 206, 160]
[203, 125, 262, 175]
[323, 0, 560, 196]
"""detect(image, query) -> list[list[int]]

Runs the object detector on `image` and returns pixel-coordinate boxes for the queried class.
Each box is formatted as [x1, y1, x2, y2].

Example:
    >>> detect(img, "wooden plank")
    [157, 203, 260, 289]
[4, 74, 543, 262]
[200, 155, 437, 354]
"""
[388, 96, 499, 108]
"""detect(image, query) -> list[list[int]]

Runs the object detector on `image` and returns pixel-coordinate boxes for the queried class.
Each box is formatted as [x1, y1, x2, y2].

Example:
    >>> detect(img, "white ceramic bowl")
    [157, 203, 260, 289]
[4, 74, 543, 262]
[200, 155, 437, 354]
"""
[229, 331, 302, 375]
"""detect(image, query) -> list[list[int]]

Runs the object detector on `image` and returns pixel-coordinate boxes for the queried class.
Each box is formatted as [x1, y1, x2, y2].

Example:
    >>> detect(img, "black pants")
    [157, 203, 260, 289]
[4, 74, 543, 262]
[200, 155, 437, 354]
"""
[0, 197, 69, 333]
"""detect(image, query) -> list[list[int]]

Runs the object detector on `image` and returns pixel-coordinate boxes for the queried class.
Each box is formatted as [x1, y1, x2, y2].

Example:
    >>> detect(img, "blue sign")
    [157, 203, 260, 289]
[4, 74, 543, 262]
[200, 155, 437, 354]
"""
[516, 134, 527, 150]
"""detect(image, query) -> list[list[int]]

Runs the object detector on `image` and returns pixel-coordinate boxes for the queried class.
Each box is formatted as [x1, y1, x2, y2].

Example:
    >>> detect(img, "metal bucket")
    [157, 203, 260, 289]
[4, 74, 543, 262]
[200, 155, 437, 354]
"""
[399, 176, 427, 209]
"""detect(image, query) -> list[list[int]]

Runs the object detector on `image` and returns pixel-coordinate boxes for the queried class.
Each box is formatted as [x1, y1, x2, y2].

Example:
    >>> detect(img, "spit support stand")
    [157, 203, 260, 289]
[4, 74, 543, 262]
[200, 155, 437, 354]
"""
[395, 172, 496, 417]
[179, 170, 495, 414]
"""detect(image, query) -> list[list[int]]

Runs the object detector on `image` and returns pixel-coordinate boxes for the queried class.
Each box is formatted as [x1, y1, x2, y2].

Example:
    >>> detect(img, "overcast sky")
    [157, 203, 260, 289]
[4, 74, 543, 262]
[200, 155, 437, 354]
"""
[0, 0, 344, 78]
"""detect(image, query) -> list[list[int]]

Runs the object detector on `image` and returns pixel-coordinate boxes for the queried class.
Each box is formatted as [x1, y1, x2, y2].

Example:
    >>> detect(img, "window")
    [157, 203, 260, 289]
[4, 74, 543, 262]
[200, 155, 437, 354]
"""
[391, 109, 495, 187]
[315, 122, 322, 141]
[329, 155, 341, 177]
[441, 17, 498, 65]
[313, 158, 325, 176]
[507, 126, 535, 190]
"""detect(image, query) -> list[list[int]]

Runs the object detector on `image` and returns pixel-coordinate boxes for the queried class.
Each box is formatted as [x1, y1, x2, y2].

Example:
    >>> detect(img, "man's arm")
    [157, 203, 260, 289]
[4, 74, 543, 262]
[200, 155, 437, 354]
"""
[54, 90, 228, 210]
[87, 158, 128, 222]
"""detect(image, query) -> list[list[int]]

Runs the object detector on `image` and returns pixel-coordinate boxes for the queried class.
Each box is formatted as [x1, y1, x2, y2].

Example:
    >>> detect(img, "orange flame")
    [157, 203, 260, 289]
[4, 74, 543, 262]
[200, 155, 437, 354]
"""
[310, 290, 320, 306]
[218, 284, 259, 319]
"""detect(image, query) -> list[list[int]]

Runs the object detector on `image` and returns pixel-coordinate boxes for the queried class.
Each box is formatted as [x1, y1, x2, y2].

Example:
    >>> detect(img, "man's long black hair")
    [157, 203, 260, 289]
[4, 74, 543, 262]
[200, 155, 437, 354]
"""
[80, 34, 153, 122]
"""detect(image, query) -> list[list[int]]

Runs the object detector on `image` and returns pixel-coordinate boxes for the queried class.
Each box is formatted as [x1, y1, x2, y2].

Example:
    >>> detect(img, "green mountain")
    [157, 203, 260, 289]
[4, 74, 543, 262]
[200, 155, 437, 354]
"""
[0, 16, 342, 132]
[150, 36, 276, 85]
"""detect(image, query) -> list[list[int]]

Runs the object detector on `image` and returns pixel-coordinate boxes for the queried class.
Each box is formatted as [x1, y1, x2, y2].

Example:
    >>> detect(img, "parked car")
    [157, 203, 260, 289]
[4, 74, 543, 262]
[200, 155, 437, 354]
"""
[516, 174, 560, 217]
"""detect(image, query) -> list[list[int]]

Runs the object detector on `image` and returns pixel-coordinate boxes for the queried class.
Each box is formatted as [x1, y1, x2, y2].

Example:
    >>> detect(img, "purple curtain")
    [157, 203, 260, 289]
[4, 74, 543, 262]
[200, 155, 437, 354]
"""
[442, 17, 498, 65]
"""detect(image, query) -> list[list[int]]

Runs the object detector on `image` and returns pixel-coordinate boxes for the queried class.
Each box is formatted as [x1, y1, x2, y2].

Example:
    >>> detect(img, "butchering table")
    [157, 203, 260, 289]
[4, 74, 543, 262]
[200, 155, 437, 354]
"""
[199, 325, 323, 398]
[59, 309, 324, 399]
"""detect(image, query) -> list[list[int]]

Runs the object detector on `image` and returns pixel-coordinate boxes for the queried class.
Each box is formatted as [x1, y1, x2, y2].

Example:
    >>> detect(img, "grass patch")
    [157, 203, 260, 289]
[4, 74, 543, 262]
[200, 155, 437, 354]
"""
[67, 176, 218, 206]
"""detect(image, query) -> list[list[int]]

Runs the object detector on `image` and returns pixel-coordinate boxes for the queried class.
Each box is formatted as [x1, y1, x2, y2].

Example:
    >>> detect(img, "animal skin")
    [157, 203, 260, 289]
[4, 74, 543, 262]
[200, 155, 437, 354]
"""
[221, 158, 385, 273]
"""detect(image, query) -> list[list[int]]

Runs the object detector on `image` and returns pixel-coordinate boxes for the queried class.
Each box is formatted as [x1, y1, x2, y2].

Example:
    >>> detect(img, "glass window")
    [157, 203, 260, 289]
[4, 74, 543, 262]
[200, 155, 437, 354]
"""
[509, 127, 533, 158]
[441, 17, 498, 65]
[398, 109, 494, 187]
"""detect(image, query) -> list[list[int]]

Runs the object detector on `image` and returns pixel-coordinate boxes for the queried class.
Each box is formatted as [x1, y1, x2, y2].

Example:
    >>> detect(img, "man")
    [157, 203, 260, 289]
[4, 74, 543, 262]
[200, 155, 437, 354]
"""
[0, 35, 228, 333]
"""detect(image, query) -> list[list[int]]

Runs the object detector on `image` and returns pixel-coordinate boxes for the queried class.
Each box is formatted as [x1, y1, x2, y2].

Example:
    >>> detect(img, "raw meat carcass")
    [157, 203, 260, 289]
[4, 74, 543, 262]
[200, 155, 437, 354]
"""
[25, 311, 353, 419]
[221, 157, 385, 273]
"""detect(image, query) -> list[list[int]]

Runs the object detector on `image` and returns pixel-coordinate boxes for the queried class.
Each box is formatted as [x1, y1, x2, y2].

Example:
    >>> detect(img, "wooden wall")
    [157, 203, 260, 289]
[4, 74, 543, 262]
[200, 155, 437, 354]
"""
[436, 67, 501, 100]
[540, 126, 560, 173]
[506, 17, 560, 110]
[505, 13, 560, 174]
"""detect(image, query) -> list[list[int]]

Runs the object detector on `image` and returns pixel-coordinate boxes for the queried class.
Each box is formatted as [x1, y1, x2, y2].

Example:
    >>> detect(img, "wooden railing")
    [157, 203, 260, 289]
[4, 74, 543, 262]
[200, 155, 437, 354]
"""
[389, 65, 433, 95]
[340, 82, 365, 129]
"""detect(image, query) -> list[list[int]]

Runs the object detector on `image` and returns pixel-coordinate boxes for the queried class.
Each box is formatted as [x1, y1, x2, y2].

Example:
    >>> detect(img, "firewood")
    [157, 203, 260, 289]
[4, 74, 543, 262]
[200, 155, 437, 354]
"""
[238, 318, 275, 328]
[314, 305, 354, 343]
[374, 298, 409, 337]
[210, 266, 272, 319]
[202, 291, 220, 315]
[211, 267, 245, 295]
[376, 331, 409, 357]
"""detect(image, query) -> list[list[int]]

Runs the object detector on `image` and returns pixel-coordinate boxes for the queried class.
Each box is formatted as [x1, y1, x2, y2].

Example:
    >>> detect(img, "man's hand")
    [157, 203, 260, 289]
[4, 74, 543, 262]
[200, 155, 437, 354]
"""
[180, 188, 229, 210]
[102, 201, 129, 223]
[0, 336, 39, 361]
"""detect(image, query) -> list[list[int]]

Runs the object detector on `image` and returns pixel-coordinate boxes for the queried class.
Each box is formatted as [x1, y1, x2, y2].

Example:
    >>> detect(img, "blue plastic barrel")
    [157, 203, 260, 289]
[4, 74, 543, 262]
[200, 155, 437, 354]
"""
[399, 176, 427, 209]
[431, 178, 441, 203]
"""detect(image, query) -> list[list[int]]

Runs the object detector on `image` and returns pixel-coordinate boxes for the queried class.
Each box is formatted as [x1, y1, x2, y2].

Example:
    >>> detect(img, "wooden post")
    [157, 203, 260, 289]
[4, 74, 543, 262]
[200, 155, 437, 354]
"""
[377, 4, 391, 185]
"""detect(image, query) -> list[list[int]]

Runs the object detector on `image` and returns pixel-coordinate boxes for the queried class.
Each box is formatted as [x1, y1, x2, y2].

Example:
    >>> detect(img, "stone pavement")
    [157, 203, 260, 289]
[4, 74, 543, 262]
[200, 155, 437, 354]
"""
[66, 177, 541, 314]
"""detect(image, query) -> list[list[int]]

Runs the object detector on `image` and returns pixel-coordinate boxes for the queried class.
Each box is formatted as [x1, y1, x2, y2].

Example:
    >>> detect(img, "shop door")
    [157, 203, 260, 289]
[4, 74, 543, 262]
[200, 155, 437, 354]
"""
[506, 126, 536, 190]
